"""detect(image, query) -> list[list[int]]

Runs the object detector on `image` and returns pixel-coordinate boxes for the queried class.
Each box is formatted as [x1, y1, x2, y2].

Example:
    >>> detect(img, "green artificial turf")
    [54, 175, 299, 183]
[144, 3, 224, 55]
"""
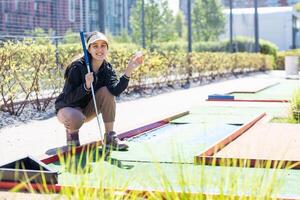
[231, 80, 300, 101]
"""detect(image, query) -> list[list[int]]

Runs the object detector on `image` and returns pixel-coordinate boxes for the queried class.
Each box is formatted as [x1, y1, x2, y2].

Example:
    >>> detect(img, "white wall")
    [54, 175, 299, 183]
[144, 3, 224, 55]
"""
[221, 7, 295, 51]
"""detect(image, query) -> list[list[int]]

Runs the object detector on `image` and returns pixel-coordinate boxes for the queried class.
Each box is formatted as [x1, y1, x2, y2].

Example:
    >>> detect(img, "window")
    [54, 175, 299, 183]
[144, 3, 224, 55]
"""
[4, 13, 8, 22]
[91, 0, 98, 9]
[34, 2, 38, 11]
[69, 0, 75, 22]
[15, 0, 19, 9]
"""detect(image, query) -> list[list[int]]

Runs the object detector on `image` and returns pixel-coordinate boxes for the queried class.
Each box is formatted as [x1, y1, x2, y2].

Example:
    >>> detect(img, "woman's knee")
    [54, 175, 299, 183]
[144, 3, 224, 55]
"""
[57, 107, 86, 130]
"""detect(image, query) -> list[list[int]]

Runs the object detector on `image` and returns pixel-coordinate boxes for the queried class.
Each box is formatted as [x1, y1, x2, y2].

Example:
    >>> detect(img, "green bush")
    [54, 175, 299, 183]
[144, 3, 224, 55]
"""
[30, 44, 62, 111]
[194, 41, 227, 52]
[0, 41, 274, 115]
[58, 43, 82, 69]
[110, 42, 141, 53]
[292, 89, 300, 111]
[150, 41, 187, 52]
[223, 36, 278, 58]
[147, 36, 278, 59]
[260, 39, 278, 58]
[0, 41, 59, 115]
[291, 89, 300, 121]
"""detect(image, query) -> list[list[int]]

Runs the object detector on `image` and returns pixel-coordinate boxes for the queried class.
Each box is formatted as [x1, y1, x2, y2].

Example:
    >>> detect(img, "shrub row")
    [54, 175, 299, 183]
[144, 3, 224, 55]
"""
[0, 41, 62, 115]
[0, 41, 274, 115]
[150, 36, 278, 58]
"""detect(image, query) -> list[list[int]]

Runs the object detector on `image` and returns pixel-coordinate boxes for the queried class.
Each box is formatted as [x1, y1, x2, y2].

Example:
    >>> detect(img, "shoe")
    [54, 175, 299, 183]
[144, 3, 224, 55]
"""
[66, 131, 80, 147]
[104, 131, 128, 151]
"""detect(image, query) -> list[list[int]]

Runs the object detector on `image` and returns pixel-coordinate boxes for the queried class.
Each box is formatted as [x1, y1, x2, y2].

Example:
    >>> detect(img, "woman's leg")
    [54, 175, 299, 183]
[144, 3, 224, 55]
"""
[83, 87, 128, 150]
[57, 107, 86, 146]
[83, 87, 116, 133]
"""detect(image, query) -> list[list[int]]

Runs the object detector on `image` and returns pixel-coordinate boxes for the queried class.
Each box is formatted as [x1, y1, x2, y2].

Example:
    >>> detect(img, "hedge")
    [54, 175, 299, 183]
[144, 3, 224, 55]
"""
[150, 36, 278, 59]
[0, 40, 274, 115]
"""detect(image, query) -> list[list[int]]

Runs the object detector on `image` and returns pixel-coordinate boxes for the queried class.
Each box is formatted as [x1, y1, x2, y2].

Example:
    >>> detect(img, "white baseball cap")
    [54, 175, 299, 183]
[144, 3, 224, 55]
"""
[87, 32, 109, 48]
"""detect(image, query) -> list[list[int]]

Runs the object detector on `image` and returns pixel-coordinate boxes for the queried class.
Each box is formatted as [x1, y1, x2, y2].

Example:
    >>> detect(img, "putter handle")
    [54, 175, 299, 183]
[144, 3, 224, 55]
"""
[80, 32, 91, 73]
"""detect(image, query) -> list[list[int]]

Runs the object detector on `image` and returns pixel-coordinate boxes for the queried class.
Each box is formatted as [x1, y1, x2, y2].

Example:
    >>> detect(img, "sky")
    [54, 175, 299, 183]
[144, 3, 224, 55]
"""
[167, 0, 179, 15]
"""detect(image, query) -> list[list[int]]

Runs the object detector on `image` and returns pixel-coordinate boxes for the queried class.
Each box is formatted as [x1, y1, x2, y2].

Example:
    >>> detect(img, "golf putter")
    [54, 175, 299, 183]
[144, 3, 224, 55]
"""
[80, 32, 104, 143]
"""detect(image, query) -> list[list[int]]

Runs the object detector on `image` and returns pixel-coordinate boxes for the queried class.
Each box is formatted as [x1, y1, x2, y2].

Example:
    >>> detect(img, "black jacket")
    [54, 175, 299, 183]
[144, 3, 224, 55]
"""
[55, 57, 129, 112]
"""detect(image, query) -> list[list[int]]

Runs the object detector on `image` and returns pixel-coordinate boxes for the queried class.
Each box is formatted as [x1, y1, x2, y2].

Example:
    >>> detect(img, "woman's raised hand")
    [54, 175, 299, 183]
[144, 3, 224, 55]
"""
[128, 51, 144, 69]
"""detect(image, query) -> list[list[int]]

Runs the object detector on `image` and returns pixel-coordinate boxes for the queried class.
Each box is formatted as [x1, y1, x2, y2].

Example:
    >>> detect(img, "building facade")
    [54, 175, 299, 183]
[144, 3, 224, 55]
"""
[221, 0, 300, 8]
[104, 0, 136, 35]
[0, 0, 85, 36]
[88, 0, 136, 35]
[179, 0, 300, 20]
[221, 6, 300, 50]
[178, 0, 300, 50]
[0, 0, 136, 37]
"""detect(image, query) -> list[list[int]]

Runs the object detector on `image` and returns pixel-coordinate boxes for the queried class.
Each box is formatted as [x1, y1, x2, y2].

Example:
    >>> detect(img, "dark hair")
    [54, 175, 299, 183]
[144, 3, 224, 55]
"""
[64, 31, 102, 79]
[63, 53, 92, 79]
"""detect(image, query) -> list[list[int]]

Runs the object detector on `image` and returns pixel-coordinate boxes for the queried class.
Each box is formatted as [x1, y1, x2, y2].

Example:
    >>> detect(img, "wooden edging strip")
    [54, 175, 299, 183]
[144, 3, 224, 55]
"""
[201, 157, 300, 170]
[226, 82, 280, 94]
[117, 111, 189, 140]
[207, 99, 289, 103]
[41, 111, 189, 164]
[41, 141, 102, 164]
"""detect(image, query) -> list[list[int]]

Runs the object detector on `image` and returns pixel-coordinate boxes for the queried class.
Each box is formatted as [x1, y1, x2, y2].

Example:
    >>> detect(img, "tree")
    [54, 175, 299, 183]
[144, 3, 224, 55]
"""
[174, 11, 186, 38]
[192, 0, 205, 42]
[145, 0, 161, 45]
[130, 0, 175, 46]
[114, 29, 132, 43]
[129, 0, 143, 45]
[159, 0, 176, 42]
[192, 0, 225, 41]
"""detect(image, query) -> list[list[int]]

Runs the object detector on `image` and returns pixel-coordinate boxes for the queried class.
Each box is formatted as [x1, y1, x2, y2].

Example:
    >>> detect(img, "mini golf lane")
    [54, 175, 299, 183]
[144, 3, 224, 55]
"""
[170, 105, 288, 124]
[46, 153, 300, 198]
[114, 123, 239, 163]
[110, 108, 272, 163]
[188, 105, 287, 116]
[225, 79, 279, 93]
[171, 112, 261, 125]
[42, 112, 300, 198]
[230, 80, 299, 101]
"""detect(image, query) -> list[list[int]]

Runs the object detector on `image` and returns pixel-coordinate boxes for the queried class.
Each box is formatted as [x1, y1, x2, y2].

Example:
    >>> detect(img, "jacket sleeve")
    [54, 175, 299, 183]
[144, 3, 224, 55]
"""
[106, 68, 129, 96]
[63, 65, 90, 104]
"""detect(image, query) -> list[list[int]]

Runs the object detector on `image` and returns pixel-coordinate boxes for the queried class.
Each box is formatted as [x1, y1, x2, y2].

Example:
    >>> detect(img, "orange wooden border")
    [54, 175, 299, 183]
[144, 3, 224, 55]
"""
[207, 99, 289, 103]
